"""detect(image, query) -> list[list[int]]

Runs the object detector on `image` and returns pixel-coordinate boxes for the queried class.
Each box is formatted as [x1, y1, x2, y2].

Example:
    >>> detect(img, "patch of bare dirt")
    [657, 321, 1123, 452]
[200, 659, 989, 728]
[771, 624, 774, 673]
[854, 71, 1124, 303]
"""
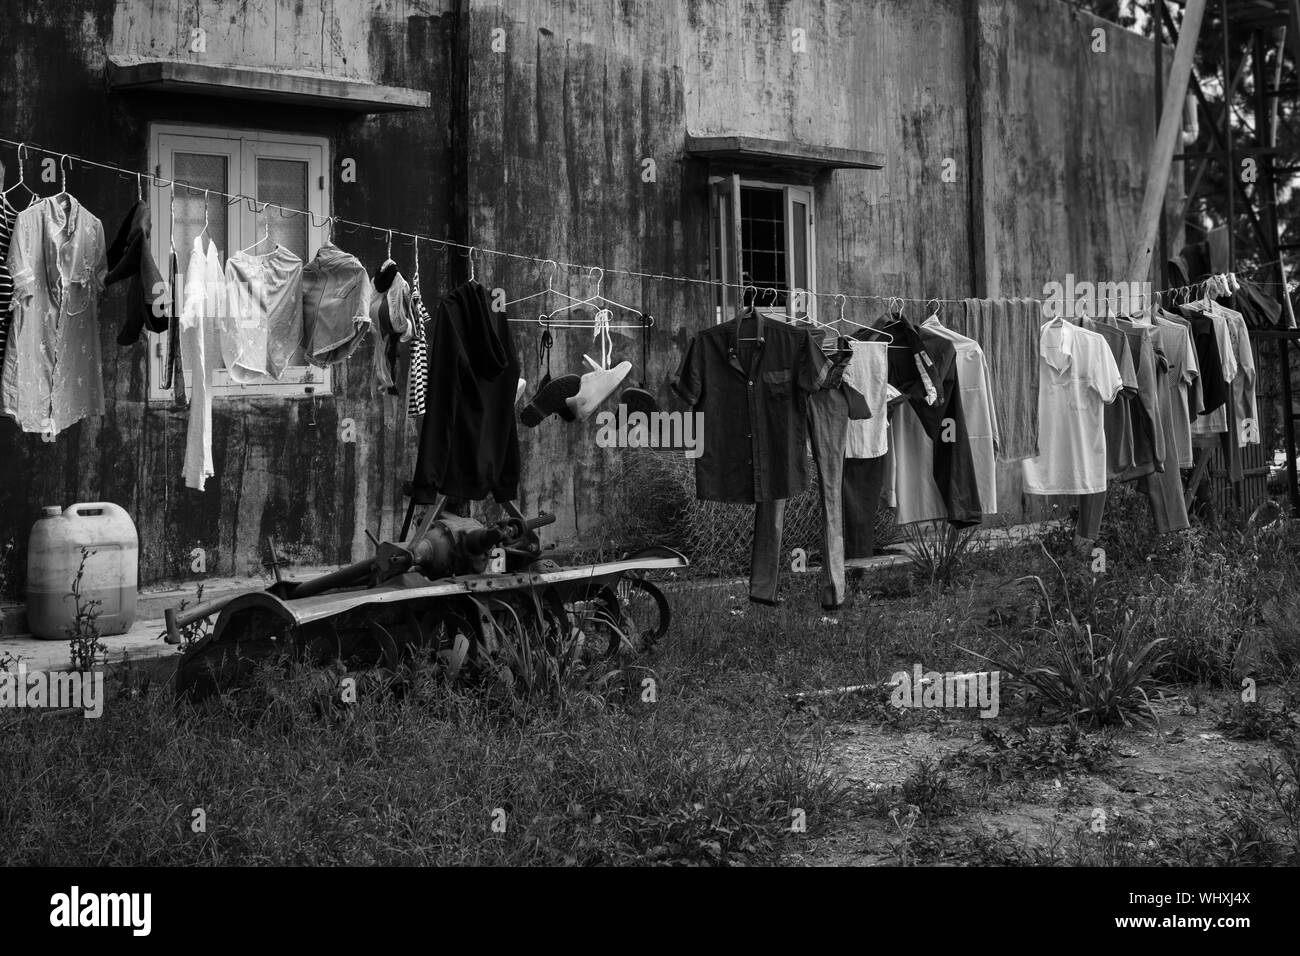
[786, 689, 1293, 866]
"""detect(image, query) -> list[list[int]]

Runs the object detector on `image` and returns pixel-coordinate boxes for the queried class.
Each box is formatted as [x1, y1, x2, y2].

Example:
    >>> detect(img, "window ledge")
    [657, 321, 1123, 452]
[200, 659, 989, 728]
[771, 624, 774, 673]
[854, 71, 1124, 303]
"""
[108, 57, 430, 113]
[685, 134, 884, 172]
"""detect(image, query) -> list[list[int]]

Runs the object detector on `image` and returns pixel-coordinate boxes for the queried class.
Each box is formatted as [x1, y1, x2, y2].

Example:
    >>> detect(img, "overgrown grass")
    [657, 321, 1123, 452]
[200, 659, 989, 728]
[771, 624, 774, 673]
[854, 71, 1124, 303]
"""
[6, 485, 1300, 866]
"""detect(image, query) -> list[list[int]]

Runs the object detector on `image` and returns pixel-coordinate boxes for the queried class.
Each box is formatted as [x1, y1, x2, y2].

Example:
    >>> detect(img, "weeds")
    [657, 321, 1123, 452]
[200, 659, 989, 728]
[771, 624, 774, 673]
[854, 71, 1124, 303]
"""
[902, 521, 979, 589]
[944, 724, 1115, 781]
[67, 549, 106, 673]
[475, 593, 627, 712]
[161, 583, 212, 652]
[0, 536, 17, 600]
[965, 604, 1166, 729]
[1216, 700, 1299, 743]
[872, 758, 961, 829]
[1247, 747, 1300, 863]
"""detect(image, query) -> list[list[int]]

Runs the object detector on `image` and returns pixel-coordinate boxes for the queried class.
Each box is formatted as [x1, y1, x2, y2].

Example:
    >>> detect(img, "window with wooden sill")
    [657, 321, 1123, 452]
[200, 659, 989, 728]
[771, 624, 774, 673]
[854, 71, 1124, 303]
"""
[147, 123, 330, 401]
[709, 174, 817, 324]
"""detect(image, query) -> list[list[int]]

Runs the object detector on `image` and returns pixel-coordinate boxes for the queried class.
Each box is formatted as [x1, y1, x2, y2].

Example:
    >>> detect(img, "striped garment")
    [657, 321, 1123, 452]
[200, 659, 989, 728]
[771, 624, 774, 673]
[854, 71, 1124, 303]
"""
[407, 281, 429, 417]
[950, 297, 1043, 462]
[0, 194, 15, 371]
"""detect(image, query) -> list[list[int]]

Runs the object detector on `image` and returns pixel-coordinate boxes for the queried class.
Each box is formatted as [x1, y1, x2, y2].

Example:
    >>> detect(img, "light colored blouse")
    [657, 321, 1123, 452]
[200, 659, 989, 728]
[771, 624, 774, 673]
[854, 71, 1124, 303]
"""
[3, 194, 107, 436]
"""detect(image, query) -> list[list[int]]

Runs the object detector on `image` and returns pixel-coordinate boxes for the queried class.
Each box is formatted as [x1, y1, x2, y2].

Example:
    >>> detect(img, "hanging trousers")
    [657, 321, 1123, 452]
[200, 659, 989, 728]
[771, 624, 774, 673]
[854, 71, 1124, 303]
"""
[843, 456, 889, 559]
[1076, 358, 1190, 539]
[750, 385, 851, 608]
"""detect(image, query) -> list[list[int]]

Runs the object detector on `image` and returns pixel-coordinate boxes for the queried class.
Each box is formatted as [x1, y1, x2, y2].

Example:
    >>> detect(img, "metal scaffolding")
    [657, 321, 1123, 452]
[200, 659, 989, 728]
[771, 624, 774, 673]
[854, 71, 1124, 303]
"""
[1153, 0, 1300, 515]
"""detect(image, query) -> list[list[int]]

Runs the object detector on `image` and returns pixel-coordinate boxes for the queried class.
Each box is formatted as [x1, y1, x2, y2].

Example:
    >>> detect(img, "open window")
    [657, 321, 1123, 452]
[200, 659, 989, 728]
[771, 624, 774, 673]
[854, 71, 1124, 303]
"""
[147, 124, 329, 400]
[709, 174, 816, 323]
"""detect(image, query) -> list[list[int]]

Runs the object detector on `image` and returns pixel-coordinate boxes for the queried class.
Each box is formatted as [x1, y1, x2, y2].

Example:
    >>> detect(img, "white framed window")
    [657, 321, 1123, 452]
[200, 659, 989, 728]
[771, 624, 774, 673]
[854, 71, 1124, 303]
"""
[147, 124, 330, 400]
[709, 174, 816, 323]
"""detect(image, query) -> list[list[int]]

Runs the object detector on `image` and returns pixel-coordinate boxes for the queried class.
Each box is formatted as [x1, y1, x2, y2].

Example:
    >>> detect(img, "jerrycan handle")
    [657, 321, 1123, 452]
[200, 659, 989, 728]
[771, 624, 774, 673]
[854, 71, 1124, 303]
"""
[67, 502, 118, 518]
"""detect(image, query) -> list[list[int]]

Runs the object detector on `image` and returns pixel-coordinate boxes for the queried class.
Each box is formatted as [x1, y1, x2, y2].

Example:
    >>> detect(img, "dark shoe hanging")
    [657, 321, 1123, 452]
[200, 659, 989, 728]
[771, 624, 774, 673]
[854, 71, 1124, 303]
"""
[520, 373, 581, 426]
[621, 384, 660, 416]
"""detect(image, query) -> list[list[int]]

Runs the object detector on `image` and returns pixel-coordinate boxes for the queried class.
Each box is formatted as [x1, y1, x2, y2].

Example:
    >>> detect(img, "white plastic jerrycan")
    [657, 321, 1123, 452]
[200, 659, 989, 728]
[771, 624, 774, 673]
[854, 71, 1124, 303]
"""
[27, 503, 139, 641]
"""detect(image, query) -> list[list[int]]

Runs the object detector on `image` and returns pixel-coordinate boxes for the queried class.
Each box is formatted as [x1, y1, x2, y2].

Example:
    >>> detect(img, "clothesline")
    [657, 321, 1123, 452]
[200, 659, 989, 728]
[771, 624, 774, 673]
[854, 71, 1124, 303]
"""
[0, 134, 1290, 311]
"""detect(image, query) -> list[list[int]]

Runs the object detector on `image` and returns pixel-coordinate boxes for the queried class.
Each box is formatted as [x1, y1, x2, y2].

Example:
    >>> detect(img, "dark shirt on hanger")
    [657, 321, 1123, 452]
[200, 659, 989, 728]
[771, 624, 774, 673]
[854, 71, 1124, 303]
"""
[1226, 280, 1282, 328]
[1179, 306, 1230, 416]
[1082, 318, 1139, 479]
[672, 313, 827, 503]
[858, 314, 982, 525]
[106, 200, 170, 346]
[1114, 318, 1166, 477]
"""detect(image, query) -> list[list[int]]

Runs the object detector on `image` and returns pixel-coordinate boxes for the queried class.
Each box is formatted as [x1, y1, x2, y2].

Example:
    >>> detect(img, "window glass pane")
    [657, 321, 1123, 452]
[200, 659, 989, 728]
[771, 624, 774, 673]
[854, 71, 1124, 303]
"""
[791, 198, 808, 302]
[713, 184, 741, 319]
[255, 158, 309, 260]
[173, 153, 229, 259]
[740, 187, 787, 308]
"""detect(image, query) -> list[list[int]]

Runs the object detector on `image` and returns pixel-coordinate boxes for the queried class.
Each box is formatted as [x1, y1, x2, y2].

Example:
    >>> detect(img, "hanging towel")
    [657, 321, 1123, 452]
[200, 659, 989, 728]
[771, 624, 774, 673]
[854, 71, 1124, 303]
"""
[952, 297, 1041, 461]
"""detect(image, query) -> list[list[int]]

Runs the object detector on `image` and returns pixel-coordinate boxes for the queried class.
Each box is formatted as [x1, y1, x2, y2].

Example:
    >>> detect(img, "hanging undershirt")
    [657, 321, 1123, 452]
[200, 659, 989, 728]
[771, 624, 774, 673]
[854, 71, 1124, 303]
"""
[181, 237, 223, 491]
[844, 340, 889, 458]
[222, 245, 304, 382]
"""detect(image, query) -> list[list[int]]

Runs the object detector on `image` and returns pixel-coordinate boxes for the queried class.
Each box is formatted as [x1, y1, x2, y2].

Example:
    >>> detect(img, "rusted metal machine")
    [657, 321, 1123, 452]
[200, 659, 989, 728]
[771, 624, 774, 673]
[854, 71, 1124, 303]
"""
[169, 498, 686, 702]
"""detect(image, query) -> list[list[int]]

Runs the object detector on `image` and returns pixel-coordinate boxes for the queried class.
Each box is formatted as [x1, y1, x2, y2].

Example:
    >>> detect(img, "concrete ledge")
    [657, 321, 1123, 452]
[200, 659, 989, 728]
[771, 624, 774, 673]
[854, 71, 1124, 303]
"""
[107, 58, 431, 112]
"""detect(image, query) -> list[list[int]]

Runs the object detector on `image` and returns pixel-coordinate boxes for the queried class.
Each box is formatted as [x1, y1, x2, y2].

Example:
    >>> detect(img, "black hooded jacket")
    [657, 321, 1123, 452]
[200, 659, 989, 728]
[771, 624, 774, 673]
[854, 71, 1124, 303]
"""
[411, 281, 521, 503]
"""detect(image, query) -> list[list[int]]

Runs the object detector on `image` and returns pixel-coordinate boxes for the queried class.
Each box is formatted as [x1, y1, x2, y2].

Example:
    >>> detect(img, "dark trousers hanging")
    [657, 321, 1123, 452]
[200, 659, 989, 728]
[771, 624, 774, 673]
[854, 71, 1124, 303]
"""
[750, 385, 851, 608]
[843, 455, 889, 560]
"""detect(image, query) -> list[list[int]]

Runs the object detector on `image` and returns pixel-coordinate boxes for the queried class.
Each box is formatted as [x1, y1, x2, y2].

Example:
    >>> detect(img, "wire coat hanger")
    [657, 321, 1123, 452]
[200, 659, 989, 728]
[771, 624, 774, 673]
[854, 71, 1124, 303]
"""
[239, 202, 275, 254]
[2, 143, 37, 207]
[542, 267, 644, 326]
[505, 259, 592, 318]
[197, 189, 211, 245]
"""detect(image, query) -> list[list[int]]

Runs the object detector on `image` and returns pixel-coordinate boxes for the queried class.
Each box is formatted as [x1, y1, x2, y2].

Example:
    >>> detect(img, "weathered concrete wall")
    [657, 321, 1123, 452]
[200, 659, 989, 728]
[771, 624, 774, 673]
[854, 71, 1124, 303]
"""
[468, 0, 1171, 532]
[0, 0, 1175, 587]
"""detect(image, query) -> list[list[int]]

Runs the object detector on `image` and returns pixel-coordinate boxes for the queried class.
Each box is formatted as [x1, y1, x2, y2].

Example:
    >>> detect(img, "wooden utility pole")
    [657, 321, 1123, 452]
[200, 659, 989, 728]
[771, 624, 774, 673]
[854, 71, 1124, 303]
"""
[1127, 0, 1209, 283]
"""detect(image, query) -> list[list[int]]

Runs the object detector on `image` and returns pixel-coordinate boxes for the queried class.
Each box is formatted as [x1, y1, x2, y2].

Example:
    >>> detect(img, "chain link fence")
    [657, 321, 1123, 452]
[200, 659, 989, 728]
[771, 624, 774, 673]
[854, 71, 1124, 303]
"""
[603, 447, 897, 577]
